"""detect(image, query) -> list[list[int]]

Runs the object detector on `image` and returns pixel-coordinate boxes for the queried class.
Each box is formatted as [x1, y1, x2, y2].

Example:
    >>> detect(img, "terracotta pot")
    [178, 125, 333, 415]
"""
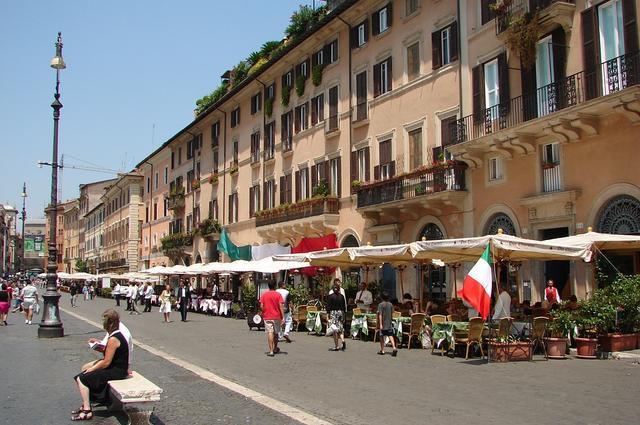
[598, 333, 637, 352]
[636, 333, 640, 349]
[575, 337, 598, 359]
[488, 341, 533, 362]
[544, 337, 568, 359]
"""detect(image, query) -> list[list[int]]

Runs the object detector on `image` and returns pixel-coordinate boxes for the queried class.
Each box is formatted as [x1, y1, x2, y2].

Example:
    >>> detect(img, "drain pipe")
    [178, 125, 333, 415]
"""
[336, 15, 352, 204]
[215, 108, 228, 227]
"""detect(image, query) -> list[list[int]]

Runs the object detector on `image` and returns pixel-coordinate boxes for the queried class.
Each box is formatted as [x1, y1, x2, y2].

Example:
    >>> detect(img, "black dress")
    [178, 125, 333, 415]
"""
[74, 330, 129, 397]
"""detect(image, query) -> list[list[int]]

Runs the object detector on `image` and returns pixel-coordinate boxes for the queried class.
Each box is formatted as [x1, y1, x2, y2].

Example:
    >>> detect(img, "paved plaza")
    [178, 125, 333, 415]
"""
[1, 294, 639, 425]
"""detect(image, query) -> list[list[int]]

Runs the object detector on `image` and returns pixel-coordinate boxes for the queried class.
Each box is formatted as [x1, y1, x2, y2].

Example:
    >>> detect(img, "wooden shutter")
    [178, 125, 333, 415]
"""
[497, 52, 510, 112]
[386, 58, 393, 92]
[303, 167, 309, 197]
[365, 147, 371, 181]
[263, 182, 268, 209]
[295, 171, 301, 202]
[373, 63, 381, 97]
[279, 176, 285, 204]
[228, 194, 233, 222]
[350, 151, 358, 183]
[450, 21, 459, 62]
[374, 165, 380, 180]
[336, 157, 342, 198]
[324, 161, 330, 187]
[286, 175, 292, 203]
[249, 187, 255, 217]
[581, 7, 599, 100]
[294, 106, 301, 133]
[364, 20, 370, 44]
[311, 165, 317, 189]
[552, 27, 567, 83]
[521, 58, 538, 122]
[350, 26, 358, 49]
[386, 2, 393, 27]
[323, 44, 331, 64]
[372, 10, 380, 36]
[623, 0, 639, 55]
[389, 160, 396, 178]
[281, 74, 288, 89]
[432, 30, 442, 70]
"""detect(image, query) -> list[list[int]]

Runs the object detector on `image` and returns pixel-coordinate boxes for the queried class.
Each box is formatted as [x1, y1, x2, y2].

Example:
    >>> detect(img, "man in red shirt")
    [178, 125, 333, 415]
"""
[259, 281, 284, 357]
[545, 279, 561, 305]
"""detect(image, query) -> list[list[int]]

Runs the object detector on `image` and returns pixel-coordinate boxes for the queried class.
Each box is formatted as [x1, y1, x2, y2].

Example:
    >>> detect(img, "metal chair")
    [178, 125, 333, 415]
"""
[531, 316, 550, 359]
[454, 317, 485, 359]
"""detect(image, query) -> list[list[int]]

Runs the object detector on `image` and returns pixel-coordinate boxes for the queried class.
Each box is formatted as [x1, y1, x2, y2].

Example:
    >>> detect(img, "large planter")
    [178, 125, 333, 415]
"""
[544, 337, 568, 359]
[488, 341, 533, 362]
[598, 333, 637, 352]
[575, 337, 598, 359]
[637, 333, 640, 349]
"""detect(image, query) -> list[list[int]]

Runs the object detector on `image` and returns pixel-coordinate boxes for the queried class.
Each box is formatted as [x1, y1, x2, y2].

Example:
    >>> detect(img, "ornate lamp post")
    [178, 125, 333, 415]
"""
[20, 182, 26, 272]
[39, 32, 66, 338]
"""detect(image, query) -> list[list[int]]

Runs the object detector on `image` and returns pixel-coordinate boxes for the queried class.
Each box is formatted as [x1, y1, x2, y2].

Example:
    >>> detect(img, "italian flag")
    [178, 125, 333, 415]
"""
[457, 245, 493, 319]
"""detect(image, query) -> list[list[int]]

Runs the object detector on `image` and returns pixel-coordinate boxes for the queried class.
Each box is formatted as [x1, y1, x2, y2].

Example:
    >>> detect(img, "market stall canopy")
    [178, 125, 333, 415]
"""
[545, 230, 640, 251]
[410, 233, 592, 263]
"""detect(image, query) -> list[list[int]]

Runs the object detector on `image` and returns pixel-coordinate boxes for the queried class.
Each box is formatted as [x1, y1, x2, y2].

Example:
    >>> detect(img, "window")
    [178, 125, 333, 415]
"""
[484, 59, 500, 114]
[440, 116, 458, 146]
[249, 185, 260, 217]
[231, 107, 240, 128]
[211, 122, 220, 148]
[311, 94, 324, 126]
[146, 177, 151, 194]
[265, 83, 275, 100]
[296, 59, 310, 79]
[355, 71, 367, 121]
[351, 147, 370, 182]
[295, 102, 309, 133]
[208, 199, 218, 220]
[329, 157, 341, 197]
[328, 39, 339, 63]
[489, 157, 503, 181]
[375, 139, 395, 180]
[542, 143, 559, 166]
[251, 93, 262, 115]
[282, 70, 293, 88]
[153, 202, 158, 221]
[178, 147, 182, 165]
[432, 22, 458, 70]
[328, 86, 339, 131]
[281, 111, 293, 151]
[481, 0, 497, 26]
[598, 0, 626, 94]
[164, 167, 168, 184]
[472, 52, 509, 123]
[313, 48, 324, 68]
[228, 193, 238, 223]
[187, 138, 194, 160]
[542, 142, 561, 192]
[296, 167, 309, 201]
[212, 150, 219, 173]
[408, 128, 422, 170]
[232, 140, 239, 163]
[154, 172, 159, 190]
[373, 3, 393, 35]
[374, 57, 392, 97]
[171, 152, 175, 169]
[264, 121, 275, 158]
[406, 0, 419, 16]
[250, 131, 261, 163]
[186, 169, 195, 192]
[163, 198, 168, 216]
[407, 42, 420, 81]
[279, 174, 293, 205]
[263, 180, 275, 210]
[145, 205, 149, 223]
[351, 20, 369, 48]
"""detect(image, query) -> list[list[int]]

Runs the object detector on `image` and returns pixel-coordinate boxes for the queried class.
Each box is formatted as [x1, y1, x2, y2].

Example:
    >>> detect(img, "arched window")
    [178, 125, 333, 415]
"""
[597, 195, 640, 234]
[483, 213, 516, 236]
[341, 234, 359, 247]
[419, 223, 444, 241]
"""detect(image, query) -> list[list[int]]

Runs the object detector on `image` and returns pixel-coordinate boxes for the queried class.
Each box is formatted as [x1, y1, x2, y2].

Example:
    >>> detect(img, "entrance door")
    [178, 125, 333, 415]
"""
[598, 0, 625, 94]
[535, 35, 555, 116]
[381, 263, 397, 300]
[542, 227, 570, 299]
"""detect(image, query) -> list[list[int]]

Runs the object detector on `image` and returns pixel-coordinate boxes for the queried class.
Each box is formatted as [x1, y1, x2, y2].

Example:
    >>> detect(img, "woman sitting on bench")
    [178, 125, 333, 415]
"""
[71, 309, 129, 421]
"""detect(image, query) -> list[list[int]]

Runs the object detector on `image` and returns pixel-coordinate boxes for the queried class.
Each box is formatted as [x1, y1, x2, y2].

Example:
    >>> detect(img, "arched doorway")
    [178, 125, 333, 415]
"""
[419, 223, 446, 303]
[483, 213, 522, 298]
[596, 195, 640, 282]
[483, 213, 516, 236]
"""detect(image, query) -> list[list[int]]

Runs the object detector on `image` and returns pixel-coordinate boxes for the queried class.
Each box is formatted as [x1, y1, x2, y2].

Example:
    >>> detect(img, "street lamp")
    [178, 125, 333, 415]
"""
[20, 182, 26, 272]
[39, 32, 66, 338]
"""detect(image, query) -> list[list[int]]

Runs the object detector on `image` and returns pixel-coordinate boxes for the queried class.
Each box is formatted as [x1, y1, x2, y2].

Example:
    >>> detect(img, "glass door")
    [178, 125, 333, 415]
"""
[536, 35, 555, 116]
[598, 0, 625, 94]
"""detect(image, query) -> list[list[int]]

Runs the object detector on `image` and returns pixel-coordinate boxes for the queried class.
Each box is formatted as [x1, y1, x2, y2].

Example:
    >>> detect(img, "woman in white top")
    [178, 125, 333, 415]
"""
[20, 280, 39, 325]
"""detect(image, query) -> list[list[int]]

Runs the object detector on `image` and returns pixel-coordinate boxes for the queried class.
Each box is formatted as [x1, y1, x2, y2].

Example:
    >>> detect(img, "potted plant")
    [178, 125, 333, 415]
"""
[265, 97, 273, 118]
[209, 173, 219, 185]
[545, 308, 573, 359]
[295, 74, 306, 97]
[574, 295, 609, 358]
[593, 275, 640, 352]
[351, 180, 362, 192]
[488, 335, 533, 362]
[312, 64, 323, 86]
[281, 85, 291, 107]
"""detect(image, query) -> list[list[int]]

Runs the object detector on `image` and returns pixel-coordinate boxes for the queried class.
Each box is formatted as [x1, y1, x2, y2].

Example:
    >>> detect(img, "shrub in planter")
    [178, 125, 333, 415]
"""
[546, 308, 573, 359]
[101, 288, 112, 299]
[488, 337, 533, 362]
[281, 85, 291, 107]
[241, 283, 263, 330]
[312, 64, 323, 86]
[295, 74, 306, 97]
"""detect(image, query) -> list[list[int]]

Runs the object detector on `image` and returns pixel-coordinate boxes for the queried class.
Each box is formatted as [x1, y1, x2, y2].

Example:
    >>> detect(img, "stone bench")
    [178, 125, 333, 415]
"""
[108, 372, 163, 425]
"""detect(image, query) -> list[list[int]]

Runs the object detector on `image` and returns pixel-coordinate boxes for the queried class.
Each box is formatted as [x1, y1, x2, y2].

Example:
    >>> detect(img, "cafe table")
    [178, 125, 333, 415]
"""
[431, 321, 471, 350]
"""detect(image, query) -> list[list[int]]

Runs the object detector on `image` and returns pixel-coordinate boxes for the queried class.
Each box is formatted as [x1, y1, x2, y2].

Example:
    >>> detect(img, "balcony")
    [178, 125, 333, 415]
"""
[166, 192, 185, 211]
[449, 52, 640, 166]
[255, 197, 340, 239]
[495, 0, 575, 35]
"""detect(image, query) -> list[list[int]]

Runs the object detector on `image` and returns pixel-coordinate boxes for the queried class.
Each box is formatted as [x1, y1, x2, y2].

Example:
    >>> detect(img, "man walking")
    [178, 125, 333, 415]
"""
[377, 292, 397, 357]
[177, 281, 191, 322]
[124, 282, 132, 311]
[113, 282, 122, 307]
[259, 281, 284, 357]
[129, 282, 140, 315]
[143, 283, 154, 312]
[276, 282, 293, 343]
[69, 282, 78, 308]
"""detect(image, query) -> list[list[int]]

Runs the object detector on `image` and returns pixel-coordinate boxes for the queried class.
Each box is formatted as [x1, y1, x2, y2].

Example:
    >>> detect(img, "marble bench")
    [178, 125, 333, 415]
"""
[108, 372, 163, 425]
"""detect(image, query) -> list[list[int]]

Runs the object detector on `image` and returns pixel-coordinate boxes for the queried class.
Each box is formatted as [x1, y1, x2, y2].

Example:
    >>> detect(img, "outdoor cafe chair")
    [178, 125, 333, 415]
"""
[352, 307, 362, 316]
[294, 305, 308, 332]
[531, 316, 550, 359]
[402, 313, 426, 349]
[497, 317, 514, 340]
[454, 317, 485, 359]
[429, 314, 448, 355]
[307, 305, 318, 312]
[367, 315, 379, 342]
[446, 314, 461, 322]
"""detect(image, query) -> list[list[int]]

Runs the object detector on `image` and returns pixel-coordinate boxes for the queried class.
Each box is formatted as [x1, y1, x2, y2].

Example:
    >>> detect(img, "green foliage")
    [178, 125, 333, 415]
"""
[366, 279, 382, 301]
[195, 81, 230, 115]
[281, 85, 291, 107]
[231, 302, 242, 314]
[241, 283, 259, 313]
[295, 74, 306, 97]
[260, 40, 283, 59]
[161, 233, 193, 252]
[312, 179, 329, 197]
[580, 274, 640, 333]
[196, 217, 221, 236]
[341, 274, 359, 301]
[288, 284, 311, 309]
[547, 307, 575, 338]
[75, 259, 89, 273]
[504, 12, 541, 69]
[285, 5, 328, 40]
[265, 97, 273, 118]
[312, 64, 323, 86]
[100, 288, 112, 298]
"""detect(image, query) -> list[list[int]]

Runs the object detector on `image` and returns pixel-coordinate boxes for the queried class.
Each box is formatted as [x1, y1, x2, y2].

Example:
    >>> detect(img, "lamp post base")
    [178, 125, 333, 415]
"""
[37, 291, 64, 338]
[38, 325, 64, 338]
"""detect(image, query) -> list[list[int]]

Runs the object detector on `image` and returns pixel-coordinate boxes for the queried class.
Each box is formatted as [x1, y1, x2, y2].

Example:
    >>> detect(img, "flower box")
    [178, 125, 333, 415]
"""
[598, 333, 638, 352]
[488, 340, 533, 362]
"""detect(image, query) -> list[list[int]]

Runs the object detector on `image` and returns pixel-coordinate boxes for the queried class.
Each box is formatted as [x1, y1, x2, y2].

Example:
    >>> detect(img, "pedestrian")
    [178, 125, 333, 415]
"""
[0, 283, 10, 326]
[125, 282, 132, 311]
[20, 279, 39, 325]
[355, 282, 373, 312]
[113, 282, 122, 307]
[177, 280, 191, 322]
[71, 309, 129, 421]
[129, 282, 140, 315]
[69, 282, 78, 307]
[276, 282, 293, 343]
[10, 282, 22, 313]
[143, 283, 154, 312]
[89, 284, 95, 300]
[159, 284, 173, 323]
[83, 284, 89, 301]
[377, 291, 398, 356]
[326, 284, 347, 351]
[327, 278, 347, 310]
[259, 281, 284, 357]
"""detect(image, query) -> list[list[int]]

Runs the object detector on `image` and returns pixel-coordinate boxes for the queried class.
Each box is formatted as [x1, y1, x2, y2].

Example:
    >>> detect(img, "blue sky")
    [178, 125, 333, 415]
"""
[0, 0, 316, 219]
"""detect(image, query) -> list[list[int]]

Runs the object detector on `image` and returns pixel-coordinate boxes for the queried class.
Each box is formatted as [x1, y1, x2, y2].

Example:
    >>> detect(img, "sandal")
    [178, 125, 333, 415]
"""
[71, 406, 85, 415]
[377, 351, 385, 355]
[71, 408, 93, 421]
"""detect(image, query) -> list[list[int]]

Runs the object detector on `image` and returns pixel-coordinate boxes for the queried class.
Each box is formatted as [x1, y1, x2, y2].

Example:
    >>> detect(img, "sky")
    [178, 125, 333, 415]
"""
[0, 0, 317, 221]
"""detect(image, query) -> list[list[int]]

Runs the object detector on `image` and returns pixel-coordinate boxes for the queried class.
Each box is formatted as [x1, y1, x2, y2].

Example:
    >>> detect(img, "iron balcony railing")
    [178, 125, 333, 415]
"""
[355, 162, 466, 209]
[496, 0, 575, 35]
[450, 52, 640, 145]
[542, 162, 561, 192]
[255, 197, 339, 227]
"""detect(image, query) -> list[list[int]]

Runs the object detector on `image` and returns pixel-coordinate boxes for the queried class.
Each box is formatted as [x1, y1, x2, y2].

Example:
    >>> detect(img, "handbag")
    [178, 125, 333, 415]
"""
[34, 303, 41, 315]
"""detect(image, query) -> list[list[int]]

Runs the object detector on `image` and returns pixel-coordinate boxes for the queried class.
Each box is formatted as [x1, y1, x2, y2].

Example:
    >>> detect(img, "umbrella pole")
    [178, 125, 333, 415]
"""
[452, 265, 458, 300]
[419, 264, 424, 313]
[398, 266, 405, 299]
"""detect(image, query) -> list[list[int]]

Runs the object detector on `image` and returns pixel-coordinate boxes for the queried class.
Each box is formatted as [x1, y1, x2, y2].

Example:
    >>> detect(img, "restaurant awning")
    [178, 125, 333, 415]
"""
[545, 230, 640, 251]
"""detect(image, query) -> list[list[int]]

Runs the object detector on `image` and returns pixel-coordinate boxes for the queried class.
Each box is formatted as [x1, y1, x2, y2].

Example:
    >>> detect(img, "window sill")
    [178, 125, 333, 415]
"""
[402, 8, 421, 24]
[374, 28, 391, 41]
[250, 160, 261, 169]
[352, 117, 369, 129]
[263, 156, 276, 166]
[325, 128, 340, 139]
[282, 149, 293, 158]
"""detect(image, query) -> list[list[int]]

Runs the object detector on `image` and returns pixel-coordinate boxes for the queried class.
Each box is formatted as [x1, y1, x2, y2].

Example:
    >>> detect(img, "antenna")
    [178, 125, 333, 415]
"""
[151, 123, 156, 149]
